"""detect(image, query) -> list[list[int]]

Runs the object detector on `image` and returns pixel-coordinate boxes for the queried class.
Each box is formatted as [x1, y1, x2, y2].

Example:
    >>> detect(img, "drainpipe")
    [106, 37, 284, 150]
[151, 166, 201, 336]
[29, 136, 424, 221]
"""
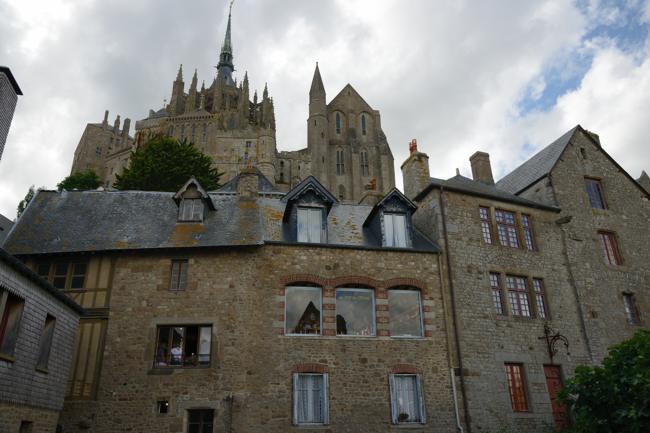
[440, 186, 471, 433]
[450, 368, 465, 433]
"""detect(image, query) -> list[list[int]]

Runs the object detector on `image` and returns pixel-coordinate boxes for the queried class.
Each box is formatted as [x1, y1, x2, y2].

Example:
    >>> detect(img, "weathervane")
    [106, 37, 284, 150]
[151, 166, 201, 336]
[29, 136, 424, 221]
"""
[538, 323, 570, 364]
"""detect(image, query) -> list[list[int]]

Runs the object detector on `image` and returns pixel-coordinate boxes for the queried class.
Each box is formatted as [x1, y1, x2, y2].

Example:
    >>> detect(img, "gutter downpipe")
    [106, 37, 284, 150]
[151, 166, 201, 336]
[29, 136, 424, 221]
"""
[450, 368, 465, 433]
[440, 186, 471, 433]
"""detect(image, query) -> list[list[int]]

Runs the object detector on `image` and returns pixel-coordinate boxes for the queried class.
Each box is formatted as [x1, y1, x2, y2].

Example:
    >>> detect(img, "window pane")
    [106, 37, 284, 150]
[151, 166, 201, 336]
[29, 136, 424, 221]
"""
[533, 279, 547, 319]
[297, 208, 322, 243]
[0, 294, 25, 356]
[297, 208, 309, 242]
[37, 263, 50, 278]
[393, 214, 407, 247]
[521, 215, 535, 251]
[506, 276, 530, 317]
[599, 232, 621, 265]
[183, 326, 199, 366]
[336, 288, 375, 336]
[490, 273, 504, 315]
[384, 214, 394, 246]
[170, 327, 184, 366]
[392, 374, 422, 423]
[198, 326, 211, 364]
[296, 374, 325, 424]
[505, 363, 529, 412]
[389, 290, 422, 337]
[623, 294, 638, 325]
[155, 327, 171, 366]
[37, 316, 56, 370]
[586, 179, 605, 209]
[285, 286, 321, 335]
[309, 209, 321, 243]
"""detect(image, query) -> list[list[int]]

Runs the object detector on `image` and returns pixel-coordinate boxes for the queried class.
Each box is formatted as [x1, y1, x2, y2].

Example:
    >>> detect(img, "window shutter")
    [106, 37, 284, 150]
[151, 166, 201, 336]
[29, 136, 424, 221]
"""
[322, 373, 329, 424]
[416, 374, 426, 423]
[292, 373, 299, 425]
[389, 374, 398, 424]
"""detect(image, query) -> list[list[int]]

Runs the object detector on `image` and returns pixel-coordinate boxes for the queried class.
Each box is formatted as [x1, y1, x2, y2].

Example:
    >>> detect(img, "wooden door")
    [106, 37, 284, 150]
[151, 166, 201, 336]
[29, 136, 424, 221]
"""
[544, 365, 570, 431]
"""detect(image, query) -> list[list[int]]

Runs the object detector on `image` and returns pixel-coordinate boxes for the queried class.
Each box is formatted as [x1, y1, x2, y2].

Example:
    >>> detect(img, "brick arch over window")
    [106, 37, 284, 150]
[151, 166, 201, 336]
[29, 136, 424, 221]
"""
[384, 278, 429, 297]
[293, 363, 328, 374]
[280, 274, 328, 288]
[390, 364, 422, 374]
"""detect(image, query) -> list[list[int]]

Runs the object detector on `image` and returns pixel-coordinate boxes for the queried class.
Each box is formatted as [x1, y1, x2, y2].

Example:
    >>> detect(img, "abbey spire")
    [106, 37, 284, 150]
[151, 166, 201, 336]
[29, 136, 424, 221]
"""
[217, 0, 235, 84]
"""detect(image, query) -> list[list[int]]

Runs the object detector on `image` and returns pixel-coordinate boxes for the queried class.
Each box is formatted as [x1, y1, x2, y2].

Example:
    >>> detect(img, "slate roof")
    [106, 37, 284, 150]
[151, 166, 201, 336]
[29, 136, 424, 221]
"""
[496, 126, 579, 194]
[0, 248, 84, 314]
[0, 213, 13, 246]
[4, 189, 439, 255]
[416, 174, 559, 212]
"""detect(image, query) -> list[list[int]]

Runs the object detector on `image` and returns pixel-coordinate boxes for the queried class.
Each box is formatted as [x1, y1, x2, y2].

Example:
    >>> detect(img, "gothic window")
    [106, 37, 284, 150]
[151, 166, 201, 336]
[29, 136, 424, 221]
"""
[336, 287, 375, 336]
[389, 374, 425, 424]
[335, 112, 341, 134]
[388, 289, 423, 337]
[285, 286, 322, 335]
[336, 149, 344, 175]
[505, 363, 529, 412]
[361, 114, 367, 136]
[191, 125, 196, 143]
[360, 150, 369, 176]
[0, 290, 25, 358]
[293, 373, 328, 425]
[154, 325, 211, 367]
[201, 124, 207, 143]
[598, 231, 622, 265]
[297, 207, 323, 243]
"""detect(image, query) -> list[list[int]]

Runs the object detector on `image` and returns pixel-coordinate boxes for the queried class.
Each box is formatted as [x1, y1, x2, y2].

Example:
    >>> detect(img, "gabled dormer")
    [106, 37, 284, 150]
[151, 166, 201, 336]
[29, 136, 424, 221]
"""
[173, 177, 216, 222]
[363, 188, 417, 248]
[283, 176, 338, 243]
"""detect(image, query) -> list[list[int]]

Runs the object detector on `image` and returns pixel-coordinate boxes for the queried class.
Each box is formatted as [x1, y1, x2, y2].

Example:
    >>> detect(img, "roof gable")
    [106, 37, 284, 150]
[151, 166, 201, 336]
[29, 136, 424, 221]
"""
[328, 84, 373, 113]
[363, 188, 417, 227]
[282, 176, 338, 221]
[174, 177, 215, 210]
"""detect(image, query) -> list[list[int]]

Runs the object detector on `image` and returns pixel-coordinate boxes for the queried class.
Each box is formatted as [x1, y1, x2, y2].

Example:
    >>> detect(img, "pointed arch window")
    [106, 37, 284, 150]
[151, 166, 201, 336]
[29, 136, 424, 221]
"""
[361, 114, 367, 136]
[336, 149, 345, 175]
[180, 125, 185, 141]
[360, 150, 369, 176]
[335, 113, 341, 134]
[201, 124, 207, 143]
[191, 125, 196, 143]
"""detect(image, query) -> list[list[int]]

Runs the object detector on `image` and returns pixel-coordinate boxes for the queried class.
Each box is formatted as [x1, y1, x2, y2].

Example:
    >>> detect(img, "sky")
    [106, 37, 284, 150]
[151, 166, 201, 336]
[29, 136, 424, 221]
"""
[1, 0, 649, 218]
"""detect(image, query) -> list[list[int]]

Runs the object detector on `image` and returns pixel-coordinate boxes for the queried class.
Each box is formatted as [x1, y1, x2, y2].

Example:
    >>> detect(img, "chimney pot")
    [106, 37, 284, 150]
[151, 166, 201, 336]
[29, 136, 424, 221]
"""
[409, 138, 418, 154]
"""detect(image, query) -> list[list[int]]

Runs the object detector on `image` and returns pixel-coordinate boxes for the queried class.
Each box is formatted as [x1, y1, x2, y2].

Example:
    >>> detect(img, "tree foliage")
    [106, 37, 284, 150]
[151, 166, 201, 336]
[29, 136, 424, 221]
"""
[113, 136, 221, 191]
[57, 169, 101, 191]
[17, 185, 37, 218]
[558, 330, 650, 433]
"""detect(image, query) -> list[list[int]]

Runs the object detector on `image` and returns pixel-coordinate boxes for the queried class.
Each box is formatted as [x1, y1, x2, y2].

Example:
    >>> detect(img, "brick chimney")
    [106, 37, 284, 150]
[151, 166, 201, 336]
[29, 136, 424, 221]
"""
[469, 151, 494, 185]
[401, 139, 430, 199]
[237, 168, 259, 199]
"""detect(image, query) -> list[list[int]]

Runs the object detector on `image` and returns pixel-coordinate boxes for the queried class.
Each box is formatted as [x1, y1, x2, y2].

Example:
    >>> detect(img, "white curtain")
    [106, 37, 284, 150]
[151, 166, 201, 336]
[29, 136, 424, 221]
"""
[294, 374, 327, 424]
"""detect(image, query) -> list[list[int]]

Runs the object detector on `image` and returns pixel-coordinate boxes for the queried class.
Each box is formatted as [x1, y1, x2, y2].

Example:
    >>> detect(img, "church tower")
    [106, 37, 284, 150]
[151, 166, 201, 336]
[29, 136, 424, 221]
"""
[307, 63, 328, 183]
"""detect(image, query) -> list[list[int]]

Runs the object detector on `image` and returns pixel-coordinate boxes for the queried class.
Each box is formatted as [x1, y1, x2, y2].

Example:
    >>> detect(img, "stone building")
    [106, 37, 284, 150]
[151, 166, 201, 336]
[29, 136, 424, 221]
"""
[0, 66, 22, 160]
[69, 6, 394, 201]
[402, 125, 649, 432]
[4, 173, 459, 433]
[0, 248, 83, 433]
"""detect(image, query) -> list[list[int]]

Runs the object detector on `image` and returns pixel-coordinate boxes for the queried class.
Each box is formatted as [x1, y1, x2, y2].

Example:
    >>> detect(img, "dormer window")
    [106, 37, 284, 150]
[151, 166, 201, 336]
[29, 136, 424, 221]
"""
[179, 198, 204, 222]
[297, 207, 323, 243]
[384, 212, 407, 247]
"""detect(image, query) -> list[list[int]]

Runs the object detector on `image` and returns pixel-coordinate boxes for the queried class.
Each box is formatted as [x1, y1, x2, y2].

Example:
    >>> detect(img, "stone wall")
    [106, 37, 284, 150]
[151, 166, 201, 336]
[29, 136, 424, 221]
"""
[59, 245, 458, 433]
[0, 402, 60, 433]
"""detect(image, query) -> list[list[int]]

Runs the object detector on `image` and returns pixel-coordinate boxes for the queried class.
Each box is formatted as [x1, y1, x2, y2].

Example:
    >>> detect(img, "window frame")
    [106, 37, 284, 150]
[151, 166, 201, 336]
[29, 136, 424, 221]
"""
[37, 261, 88, 291]
[335, 287, 376, 337]
[335, 112, 341, 135]
[0, 290, 25, 360]
[383, 212, 409, 248]
[622, 293, 640, 325]
[479, 206, 493, 245]
[495, 209, 520, 248]
[520, 214, 535, 251]
[178, 198, 204, 222]
[36, 314, 56, 372]
[585, 177, 607, 209]
[285, 286, 323, 336]
[489, 272, 505, 315]
[388, 289, 423, 338]
[169, 259, 189, 291]
[336, 148, 344, 175]
[389, 373, 426, 424]
[505, 275, 531, 318]
[293, 372, 329, 425]
[361, 113, 367, 136]
[532, 278, 548, 319]
[598, 231, 622, 266]
[505, 363, 529, 412]
[187, 408, 214, 433]
[153, 324, 212, 369]
[297, 206, 325, 244]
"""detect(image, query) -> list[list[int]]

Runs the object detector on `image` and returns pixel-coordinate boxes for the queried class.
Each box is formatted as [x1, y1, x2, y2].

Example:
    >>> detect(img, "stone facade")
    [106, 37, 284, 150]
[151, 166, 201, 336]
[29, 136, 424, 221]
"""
[0, 249, 82, 433]
[69, 10, 394, 201]
[0, 67, 22, 161]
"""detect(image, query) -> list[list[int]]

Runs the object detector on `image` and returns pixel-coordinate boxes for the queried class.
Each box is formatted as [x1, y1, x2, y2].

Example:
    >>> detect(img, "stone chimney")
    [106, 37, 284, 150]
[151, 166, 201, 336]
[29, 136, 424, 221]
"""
[102, 110, 109, 129]
[122, 118, 131, 139]
[237, 168, 259, 199]
[469, 151, 494, 185]
[401, 139, 430, 199]
[358, 190, 384, 206]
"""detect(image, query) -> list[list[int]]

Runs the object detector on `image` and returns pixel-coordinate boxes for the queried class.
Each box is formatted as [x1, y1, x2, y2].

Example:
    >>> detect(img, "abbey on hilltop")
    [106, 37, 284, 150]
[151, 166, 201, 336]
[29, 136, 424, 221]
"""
[69, 5, 395, 202]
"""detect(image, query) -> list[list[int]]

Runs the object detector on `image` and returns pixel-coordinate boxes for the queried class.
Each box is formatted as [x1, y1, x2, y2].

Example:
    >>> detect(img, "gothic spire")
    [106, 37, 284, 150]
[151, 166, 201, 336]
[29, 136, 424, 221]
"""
[309, 62, 325, 97]
[176, 64, 183, 82]
[217, 1, 235, 84]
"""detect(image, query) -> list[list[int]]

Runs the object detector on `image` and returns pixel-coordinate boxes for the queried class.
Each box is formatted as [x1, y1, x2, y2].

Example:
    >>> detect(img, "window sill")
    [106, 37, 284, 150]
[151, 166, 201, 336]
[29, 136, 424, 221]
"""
[0, 352, 16, 363]
[292, 424, 329, 428]
[281, 335, 428, 341]
[148, 366, 211, 374]
[35, 366, 49, 374]
[392, 423, 427, 428]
